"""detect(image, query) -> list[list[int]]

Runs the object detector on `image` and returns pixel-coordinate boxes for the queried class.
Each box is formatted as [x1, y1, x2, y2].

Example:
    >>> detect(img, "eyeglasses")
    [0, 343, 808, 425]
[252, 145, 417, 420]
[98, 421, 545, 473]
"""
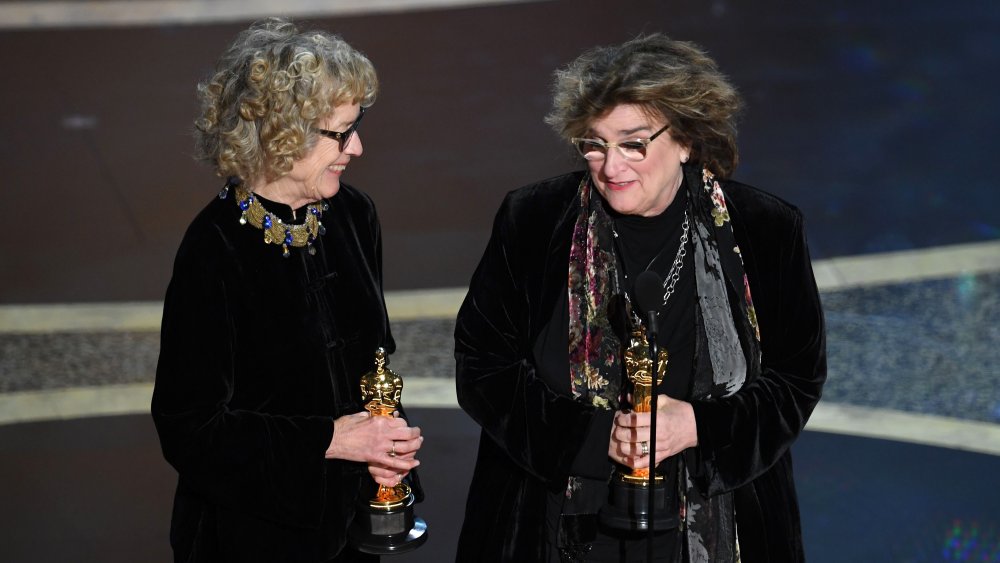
[571, 123, 670, 162]
[317, 106, 366, 151]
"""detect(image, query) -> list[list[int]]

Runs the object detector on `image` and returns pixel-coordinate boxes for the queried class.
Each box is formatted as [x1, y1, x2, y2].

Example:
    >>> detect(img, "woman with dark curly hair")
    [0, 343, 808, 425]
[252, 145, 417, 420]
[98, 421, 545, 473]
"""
[455, 34, 826, 562]
[151, 18, 423, 562]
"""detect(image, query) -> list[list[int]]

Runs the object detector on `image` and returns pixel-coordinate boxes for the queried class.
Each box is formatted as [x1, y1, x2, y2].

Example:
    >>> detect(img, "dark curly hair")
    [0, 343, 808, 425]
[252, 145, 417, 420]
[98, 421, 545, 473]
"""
[194, 18, 378, 183]
[546, 33, 742, 177]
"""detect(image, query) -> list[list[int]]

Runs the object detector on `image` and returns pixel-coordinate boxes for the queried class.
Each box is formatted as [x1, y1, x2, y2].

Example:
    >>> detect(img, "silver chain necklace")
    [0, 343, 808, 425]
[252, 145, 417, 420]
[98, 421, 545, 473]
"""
[660, 211, 689, 306]
[612, 209, 690, 308]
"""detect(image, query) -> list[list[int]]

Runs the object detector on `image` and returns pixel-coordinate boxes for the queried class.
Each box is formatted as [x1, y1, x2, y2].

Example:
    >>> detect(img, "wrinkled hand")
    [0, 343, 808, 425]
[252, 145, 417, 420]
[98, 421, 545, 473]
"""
[607, 395, 697, 470]
[326, 411, 423, 487]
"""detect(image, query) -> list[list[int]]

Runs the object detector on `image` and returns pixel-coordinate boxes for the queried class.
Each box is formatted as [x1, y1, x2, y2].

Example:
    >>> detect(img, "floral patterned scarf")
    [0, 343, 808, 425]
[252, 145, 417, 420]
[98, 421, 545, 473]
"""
[565, 163, 761, 562]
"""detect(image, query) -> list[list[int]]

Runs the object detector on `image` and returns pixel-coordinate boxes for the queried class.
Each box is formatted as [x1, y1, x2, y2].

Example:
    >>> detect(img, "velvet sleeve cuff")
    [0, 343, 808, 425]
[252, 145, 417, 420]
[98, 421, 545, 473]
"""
[569, 408, 615, 478]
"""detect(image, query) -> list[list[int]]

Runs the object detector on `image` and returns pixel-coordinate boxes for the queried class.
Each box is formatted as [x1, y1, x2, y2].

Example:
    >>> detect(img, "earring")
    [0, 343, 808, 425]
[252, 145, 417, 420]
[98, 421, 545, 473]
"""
[681, 154, 689, 163]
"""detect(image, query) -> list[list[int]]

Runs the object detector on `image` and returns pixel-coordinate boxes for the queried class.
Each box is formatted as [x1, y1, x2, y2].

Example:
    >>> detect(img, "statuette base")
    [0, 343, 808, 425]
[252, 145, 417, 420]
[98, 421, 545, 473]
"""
[349, 490, 428, 555]
[599, 478, 678, 532]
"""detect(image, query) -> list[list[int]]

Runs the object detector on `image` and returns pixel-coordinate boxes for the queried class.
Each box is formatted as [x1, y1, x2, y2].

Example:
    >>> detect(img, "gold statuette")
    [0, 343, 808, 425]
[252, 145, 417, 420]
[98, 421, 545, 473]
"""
[349, 347, 428, 553]
[621, 324, 668, 483]
[599, 322, 679, 532]
[359, 347, 411, 509]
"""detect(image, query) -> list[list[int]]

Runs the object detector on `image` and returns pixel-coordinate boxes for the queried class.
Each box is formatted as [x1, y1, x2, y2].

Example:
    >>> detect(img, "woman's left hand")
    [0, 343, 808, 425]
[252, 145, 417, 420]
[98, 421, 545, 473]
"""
[608, 395, 698, 470]
[366, 429, 423, 487]
[326, 410, 423, 488]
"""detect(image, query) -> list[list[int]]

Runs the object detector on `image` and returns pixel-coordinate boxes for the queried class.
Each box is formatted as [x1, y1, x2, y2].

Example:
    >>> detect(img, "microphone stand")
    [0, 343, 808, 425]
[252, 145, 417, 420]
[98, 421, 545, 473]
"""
[645, 309, 659, 563]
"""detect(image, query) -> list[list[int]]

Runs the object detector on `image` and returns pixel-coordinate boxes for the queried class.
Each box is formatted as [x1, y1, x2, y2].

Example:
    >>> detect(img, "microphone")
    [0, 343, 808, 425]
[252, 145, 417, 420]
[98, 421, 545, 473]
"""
[632, 270, 663, 559]
[633, 270, 663, 339]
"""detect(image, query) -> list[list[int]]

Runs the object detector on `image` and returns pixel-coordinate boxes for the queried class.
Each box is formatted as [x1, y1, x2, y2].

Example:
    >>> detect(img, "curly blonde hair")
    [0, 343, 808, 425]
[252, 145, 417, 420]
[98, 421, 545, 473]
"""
[545, 34, 742, 178]
[194, 18, 378, 183]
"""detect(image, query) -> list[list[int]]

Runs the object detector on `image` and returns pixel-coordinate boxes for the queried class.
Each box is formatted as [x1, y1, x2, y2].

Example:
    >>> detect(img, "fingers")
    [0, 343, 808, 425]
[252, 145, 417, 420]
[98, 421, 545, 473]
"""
[328, 413, 424, 465]
[609, 398, 697, 466]
[368, 464, 409, 488]
[372, 475, 401, 488]
[386, 424, 422, 442]
[610, 413, 648, 444]
[609, 411, 648, 468]
[388, 435, 424, 457]
[613, 411, 651, 430]
[609, 446, 665, 470]
[378, 426, 423, 470]
[369, 464, 409, 480]
[375, 416, 409, 430]
[609, 435, 684, 467]
[377, 449, 420, 472]
[608, 407, 684, 468]
[608, 437, 650, 468]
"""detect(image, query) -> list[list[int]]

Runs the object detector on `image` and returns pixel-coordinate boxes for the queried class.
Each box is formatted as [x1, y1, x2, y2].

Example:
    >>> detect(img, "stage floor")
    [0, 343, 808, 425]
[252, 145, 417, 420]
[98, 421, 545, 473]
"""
[2, 410, 999, 562]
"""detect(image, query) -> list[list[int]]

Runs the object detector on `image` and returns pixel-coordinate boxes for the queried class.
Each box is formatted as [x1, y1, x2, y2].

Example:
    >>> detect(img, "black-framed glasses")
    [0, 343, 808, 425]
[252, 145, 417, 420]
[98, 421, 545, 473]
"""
[317, 106, 366, 151]
[571, 123, 670, 162]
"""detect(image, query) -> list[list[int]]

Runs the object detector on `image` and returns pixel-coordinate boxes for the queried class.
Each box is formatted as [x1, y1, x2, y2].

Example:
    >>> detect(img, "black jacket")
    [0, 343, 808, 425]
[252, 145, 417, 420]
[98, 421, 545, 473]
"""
[455, 170, 826, 562]
[152, 183, 403, 562]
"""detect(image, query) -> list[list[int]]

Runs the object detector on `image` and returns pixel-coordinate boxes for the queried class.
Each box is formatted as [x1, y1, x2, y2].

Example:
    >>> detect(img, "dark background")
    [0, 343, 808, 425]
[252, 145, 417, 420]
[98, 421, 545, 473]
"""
[1, 0, 997, 303]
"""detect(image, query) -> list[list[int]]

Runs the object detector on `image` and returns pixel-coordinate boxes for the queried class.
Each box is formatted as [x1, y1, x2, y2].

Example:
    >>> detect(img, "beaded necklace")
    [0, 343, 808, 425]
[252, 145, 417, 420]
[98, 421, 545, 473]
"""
[218, 179, 327, 257]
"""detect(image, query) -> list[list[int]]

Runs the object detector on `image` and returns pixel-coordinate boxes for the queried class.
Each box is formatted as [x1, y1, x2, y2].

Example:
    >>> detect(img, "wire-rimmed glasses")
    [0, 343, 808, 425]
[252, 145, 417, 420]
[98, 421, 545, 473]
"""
[571, 123, 670, 162]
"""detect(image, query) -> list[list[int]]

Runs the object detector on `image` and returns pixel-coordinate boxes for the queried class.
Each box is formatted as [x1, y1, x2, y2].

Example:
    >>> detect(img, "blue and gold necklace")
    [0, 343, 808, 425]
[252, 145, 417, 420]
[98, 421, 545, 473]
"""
[219, 178, 327, 257]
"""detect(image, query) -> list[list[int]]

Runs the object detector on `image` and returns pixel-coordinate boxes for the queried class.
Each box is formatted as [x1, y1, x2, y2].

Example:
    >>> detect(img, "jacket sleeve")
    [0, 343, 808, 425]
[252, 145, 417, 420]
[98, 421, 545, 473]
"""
[455, 193, 610, 484]
[688, 208, 827, 495]
[150, 232, 335, 530]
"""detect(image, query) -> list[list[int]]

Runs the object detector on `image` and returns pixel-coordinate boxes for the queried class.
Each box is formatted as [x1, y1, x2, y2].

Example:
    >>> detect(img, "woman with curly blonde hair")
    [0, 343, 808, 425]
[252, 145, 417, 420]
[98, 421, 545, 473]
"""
[152, 18, 423, 563]
[456, 34, 825, 562]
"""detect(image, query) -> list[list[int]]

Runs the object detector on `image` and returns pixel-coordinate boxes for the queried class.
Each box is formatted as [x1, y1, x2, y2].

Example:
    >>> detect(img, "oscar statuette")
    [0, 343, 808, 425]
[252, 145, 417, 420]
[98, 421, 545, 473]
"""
[598, 323, 679, 531]
[348, 347, 428, 554]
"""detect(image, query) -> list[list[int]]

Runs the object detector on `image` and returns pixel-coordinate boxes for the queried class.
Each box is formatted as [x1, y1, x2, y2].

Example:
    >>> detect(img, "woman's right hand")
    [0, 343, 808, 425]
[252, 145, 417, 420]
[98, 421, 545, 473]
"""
[607, 395, 697, 470]
[325, 412, 422, 487]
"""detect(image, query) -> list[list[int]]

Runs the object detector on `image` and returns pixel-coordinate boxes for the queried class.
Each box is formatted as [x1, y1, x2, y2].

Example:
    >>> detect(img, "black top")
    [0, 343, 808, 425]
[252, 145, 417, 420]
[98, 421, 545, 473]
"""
[608, 186, 695, 401]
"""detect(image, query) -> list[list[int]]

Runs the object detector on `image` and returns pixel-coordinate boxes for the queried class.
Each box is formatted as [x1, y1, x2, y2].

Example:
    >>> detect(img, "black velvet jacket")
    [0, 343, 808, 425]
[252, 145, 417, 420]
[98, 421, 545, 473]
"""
[152, 183, 401, 562]
[455, 171, 826, 562]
